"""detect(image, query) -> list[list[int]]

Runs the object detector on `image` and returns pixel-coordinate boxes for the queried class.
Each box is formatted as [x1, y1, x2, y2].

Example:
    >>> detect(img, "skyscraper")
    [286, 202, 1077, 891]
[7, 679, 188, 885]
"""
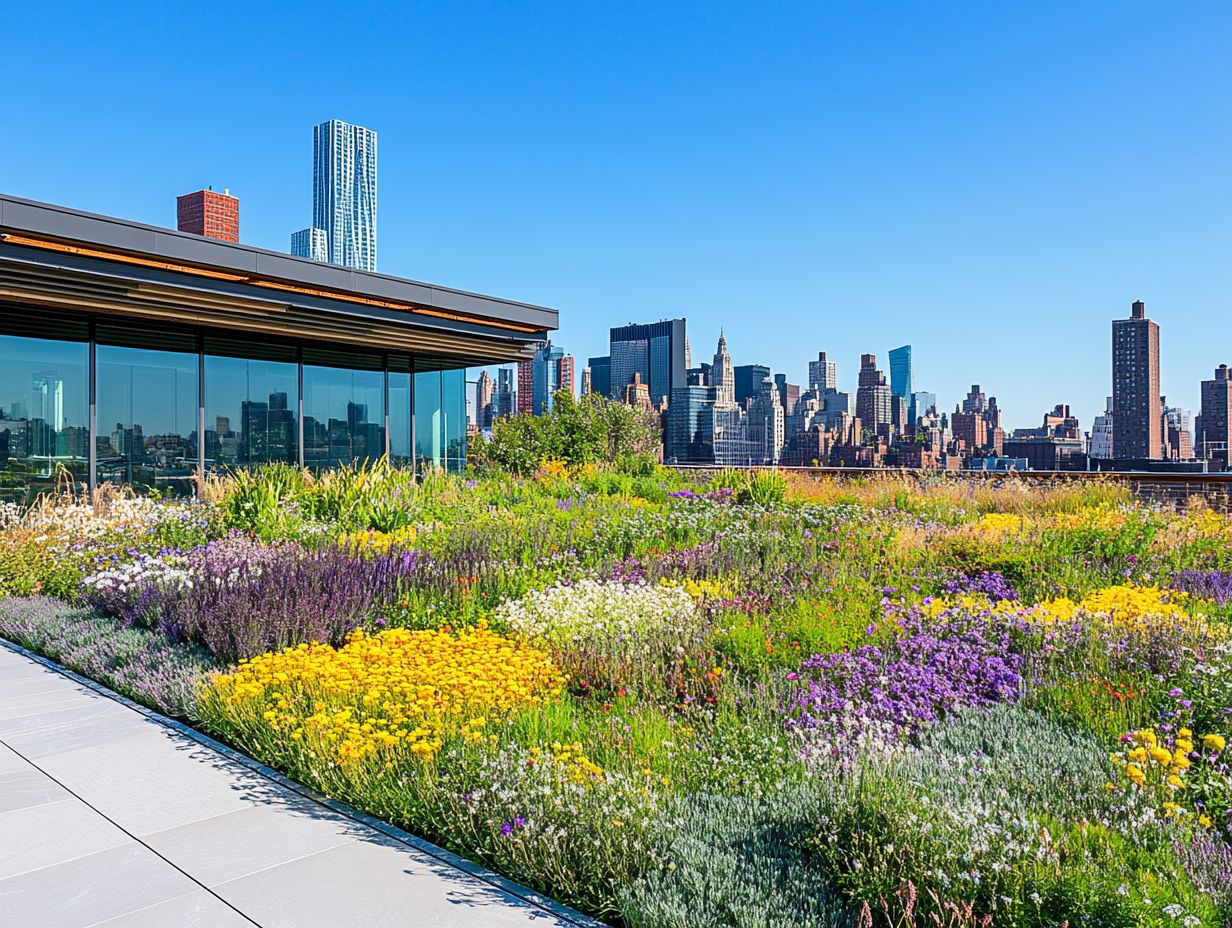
[291, 227, 329, 262]
[733, 364, 771, 409]
[712, 332, 735, 407]
[855, 354, 892, 434]
[1199, 364, 1232, 470]
[888, 345, 913, 399]
[587, 356, 611, 399]
[177, 189, 239, 242]
[808, 352, 837, 393]
[309, 119, 377, 271]
[1112, 300, 1162, 460]
[609, 319, 687, 408]
[517, 343, 574, 415]
[475, 370, 495, 430]
[1089, 397, 1114, 461]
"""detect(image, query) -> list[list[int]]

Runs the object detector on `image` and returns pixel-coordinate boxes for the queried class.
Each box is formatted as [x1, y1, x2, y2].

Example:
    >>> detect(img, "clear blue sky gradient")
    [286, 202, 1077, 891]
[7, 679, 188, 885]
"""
[3, 2, 1229, 429]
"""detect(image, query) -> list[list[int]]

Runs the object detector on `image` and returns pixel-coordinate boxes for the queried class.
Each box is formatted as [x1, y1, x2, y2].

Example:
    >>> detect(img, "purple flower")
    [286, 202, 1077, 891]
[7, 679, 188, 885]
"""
[500, 822, 514, 836]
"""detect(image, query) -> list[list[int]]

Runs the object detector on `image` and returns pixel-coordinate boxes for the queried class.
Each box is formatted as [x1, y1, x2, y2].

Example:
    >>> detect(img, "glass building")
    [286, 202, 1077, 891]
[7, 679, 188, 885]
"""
[312, 119, 378, 272]
[609, 319, 686, 408]
[0, 194, 557, 503]
[888, 345, 913, 399]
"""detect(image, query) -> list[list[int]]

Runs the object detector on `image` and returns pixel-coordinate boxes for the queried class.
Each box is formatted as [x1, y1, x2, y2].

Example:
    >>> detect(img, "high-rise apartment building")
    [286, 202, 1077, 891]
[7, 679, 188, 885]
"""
[808, 352, 837, 393]
[304, 119, 378, 271]
[1112, 300, 1162, 460]
[177, 189, 239, 242]
[855, 354, 892, 434]
[580, 368, 593, 397]
[517, 343, 574, 416]
[1161, 402, 1194, 462]
[609, 319, 687, 408]
[1199, 364, 1232, 470]
[291, 228, 329, 262]
[888, 345, 913, 399]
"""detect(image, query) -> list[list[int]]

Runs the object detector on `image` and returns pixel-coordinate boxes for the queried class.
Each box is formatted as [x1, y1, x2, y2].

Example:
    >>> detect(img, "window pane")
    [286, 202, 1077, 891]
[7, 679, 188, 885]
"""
[389, 370, 411, 466]
[0, 334, 89, 504]
[443, 368, 466, 472]
[414, 369, 442, 471]
[204, 354, 298, 471]
[96, 344, 199, 497]
[302, 365, 385, 469]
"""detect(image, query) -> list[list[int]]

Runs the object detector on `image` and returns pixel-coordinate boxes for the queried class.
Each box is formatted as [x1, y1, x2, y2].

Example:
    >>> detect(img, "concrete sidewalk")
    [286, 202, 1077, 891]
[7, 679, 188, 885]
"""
[0, 643, 596, 928]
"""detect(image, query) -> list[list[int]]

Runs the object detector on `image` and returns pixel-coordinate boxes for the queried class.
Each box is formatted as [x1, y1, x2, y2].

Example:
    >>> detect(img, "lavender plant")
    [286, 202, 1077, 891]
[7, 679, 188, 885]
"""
[0, 596, 216, 718]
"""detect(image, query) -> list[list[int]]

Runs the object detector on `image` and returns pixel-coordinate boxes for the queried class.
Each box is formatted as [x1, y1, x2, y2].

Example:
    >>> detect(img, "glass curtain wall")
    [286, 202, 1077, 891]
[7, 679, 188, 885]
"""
[302, 348, 386, 469]
[0, 309, 90, 503]
[203, 338, 299, 473]
[95, 325, 199, 497]
[388, 354, 412, 467]
[414, 362, 467, 472]
[0, 306, 472, 498]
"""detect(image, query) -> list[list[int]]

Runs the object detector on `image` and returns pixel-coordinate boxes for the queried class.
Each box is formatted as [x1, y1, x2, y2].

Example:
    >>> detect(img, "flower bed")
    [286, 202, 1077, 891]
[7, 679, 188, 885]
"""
[2, 464, 1231, 926]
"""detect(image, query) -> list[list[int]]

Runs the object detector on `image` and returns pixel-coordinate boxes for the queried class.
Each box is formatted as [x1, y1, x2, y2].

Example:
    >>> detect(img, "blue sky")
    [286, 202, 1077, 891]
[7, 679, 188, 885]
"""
[3, 1, 1229, 429]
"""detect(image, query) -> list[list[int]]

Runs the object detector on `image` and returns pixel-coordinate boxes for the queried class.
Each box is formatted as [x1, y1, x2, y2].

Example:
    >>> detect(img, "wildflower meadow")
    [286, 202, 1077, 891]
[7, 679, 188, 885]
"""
[1, 460, 1231, 926]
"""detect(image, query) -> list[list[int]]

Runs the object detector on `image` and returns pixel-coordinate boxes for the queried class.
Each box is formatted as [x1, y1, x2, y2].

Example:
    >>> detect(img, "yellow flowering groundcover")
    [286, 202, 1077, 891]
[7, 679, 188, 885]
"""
[200, 624, 565, 765]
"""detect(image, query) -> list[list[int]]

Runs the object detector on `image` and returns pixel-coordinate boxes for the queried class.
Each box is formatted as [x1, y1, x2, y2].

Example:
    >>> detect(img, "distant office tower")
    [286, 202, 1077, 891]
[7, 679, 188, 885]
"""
[310, 119, 377, 271]
[580, 368, 593, 397]
[609, 319, 687, 408]
[855, 354, 892, 433]
[909, 391, 936, 426]
[1200, 364, 1232, 470]
[588, 356, 611, 399]
[888, 345, 913, 399]
[1089, 397, 1114, 461]
[712, 332, 735, 407]
[1112, 300, 1162, 460]
[291, 228, 329, 262]
[808, 352, 837, 393]
[733, 364, 771, 409]
[748, 378, 785, 464]
[774, 373, 800, 418]
[1161, 402, 1194, 461]
[475, 370, 495, 430]
[494, 368, 515, 419]
[517, 343, 574, 415]
[177, 189, 239, 242]
[665, 385, 715, 463]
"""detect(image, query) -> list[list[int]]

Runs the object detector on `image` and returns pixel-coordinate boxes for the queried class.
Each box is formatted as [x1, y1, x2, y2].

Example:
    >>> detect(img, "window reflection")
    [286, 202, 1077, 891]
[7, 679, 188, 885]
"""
[0, 334, 89, 503]
[96, 344, 199, 496]
[302, 365, 385, 469]
[203, 352, 298, 472]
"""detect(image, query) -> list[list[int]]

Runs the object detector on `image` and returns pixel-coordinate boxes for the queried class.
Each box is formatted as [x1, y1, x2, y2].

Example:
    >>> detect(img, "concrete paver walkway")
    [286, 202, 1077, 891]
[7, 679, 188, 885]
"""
[0, 643, 595, 928]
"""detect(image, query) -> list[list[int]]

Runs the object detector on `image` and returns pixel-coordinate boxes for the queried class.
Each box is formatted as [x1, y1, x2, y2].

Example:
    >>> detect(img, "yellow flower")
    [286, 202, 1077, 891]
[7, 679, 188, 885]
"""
[1202, 733, 1226, 753]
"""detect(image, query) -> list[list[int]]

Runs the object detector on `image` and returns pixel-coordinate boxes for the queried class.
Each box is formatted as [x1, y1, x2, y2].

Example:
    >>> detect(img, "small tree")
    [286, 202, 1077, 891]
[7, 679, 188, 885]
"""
[469, 391, 662, 475]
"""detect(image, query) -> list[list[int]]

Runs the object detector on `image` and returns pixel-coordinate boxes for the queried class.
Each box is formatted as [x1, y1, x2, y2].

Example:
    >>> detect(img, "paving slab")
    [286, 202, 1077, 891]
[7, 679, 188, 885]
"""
[0, 641, 598, 928]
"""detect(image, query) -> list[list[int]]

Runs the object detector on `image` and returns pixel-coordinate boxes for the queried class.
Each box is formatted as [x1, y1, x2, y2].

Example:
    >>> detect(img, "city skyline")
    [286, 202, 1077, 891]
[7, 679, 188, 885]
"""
[3, 3, 1229, 427]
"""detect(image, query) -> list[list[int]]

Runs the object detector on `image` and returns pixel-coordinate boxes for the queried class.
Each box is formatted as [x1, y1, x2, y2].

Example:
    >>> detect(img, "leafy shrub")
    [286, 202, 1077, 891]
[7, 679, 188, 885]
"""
[469, 391, 663, 475]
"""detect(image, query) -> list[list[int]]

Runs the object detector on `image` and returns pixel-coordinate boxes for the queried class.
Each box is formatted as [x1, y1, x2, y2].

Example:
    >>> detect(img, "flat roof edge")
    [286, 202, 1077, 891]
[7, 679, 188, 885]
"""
[0, 193, 559, 331]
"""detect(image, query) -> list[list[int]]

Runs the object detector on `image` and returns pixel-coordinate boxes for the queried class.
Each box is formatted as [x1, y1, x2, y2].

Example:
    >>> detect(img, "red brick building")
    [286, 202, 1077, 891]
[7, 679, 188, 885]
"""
[176, 189, 239, 243]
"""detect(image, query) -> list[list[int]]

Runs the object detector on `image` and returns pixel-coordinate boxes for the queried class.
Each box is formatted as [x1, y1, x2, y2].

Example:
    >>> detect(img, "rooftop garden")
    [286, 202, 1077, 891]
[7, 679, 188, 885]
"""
[2, 459, 1231, 926]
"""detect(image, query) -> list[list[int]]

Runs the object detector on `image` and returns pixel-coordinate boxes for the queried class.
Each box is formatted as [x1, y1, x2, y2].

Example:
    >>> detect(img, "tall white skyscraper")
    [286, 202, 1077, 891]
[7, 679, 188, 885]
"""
[291, 227, 329, 262]
[310, 119, 377, 271]
[712, 332, 735, 407]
